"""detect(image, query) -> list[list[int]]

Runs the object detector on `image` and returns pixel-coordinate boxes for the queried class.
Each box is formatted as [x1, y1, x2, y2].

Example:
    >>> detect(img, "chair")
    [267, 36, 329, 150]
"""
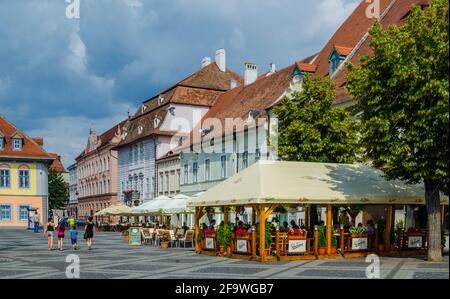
[169, 230, 177, 248]
[179, 230, 195, 248]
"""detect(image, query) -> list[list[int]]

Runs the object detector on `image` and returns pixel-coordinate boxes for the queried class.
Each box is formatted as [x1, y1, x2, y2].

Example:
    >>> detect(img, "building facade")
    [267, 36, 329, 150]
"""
[116, 49, 243, 205]
[0, 115, 54, 228]
[156, 152, 181, 197]
[67, 163, 78, 218]
[76, 123, 125, 221]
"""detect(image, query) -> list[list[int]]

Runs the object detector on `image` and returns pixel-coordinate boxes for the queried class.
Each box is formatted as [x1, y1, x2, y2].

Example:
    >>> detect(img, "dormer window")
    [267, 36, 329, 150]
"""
[0, 134, 4, 150]
[141, 104, 147, 114]
[158, 95, 165, 105]
[153, 117, 161, 128]
[328, 45, 352, 75]
[13, 138, 23, 150]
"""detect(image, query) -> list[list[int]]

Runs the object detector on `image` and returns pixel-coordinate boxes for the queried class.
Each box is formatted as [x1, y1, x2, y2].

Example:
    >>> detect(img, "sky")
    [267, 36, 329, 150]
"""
[0, 0, 359, 168]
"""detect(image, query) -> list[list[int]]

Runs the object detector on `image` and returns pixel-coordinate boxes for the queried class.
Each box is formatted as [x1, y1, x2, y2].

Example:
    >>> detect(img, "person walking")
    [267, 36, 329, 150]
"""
[43, 218, 56, 251]
[56, 219, 66, 251]
[33, 211, 40, 233]
[84, 216, 95, 250]
[69, 214, 75, 229]
[70, 226, 78, 250]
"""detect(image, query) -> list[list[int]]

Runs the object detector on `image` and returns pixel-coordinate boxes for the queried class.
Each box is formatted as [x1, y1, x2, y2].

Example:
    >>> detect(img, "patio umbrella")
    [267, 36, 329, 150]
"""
[95, 203, 135, 216]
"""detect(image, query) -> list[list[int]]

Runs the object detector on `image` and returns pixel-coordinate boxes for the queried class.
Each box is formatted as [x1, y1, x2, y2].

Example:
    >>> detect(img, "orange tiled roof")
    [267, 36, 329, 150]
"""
[0, 114, 54, 161]
[49, 153, 67, 173]
[334, 45, 353, 56]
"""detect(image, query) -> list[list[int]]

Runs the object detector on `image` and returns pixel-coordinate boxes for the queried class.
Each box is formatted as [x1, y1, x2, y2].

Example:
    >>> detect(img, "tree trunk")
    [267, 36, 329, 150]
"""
[425, 180, 442, 262]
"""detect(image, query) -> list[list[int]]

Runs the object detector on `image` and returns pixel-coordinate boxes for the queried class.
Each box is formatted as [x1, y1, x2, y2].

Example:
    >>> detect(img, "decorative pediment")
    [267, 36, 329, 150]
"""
[10, 130, 24, 139]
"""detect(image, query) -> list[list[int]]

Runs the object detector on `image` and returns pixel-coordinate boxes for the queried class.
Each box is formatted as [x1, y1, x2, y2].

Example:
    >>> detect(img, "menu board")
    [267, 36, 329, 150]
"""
[205, 237, 215, 249]
[129, 227, 142, 246]
[351, 237, 368, 250]
[288, 240, 307, 253]
[236, 239, 248, 253]
[407, 236, 422, 248]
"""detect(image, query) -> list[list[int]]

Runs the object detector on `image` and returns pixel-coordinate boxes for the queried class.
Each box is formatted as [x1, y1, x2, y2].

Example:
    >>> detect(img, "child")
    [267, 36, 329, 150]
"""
[70, 226, 78, 250]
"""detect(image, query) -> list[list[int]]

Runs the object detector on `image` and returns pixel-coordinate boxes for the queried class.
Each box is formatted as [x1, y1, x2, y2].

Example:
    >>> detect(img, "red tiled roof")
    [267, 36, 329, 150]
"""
[330, 0, 432, 102]
[334, 45, 353, 56]
[0, 114, 54, 161]
[49, 153, 66, 173]
[118, 62, 243, 148]
[296, 62, 318, 73]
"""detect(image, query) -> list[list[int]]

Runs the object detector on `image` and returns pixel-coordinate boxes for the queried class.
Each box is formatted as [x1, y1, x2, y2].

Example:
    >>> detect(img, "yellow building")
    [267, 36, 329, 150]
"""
[0, 115, 55, 228]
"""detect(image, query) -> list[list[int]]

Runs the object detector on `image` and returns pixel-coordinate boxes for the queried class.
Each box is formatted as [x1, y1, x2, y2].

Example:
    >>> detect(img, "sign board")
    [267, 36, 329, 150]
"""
[129, 227, 142, 246]
[205, 237, 215, 249]
[236, 239, 248, 253]
[288, 240, 307, 253]
[352, 237, 368, 250]
[407, 236, 423, 248]
[445, 235, 449, 251]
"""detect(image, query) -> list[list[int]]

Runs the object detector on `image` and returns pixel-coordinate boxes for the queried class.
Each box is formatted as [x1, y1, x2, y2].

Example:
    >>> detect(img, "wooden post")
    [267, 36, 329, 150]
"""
[304, 205, 309, 230]
[314, 225, 318, 257]
[275, 230, 280, 259]
[326, 204, 332, 256]
[224, 206, 229, 226]
[258, 205, 266, 262]
[339, 224, 345, 254]
[194, 207, 200, 253]
[385, 205, 393, 253]
[374, 223, 379, 251]
[252, 207, 256, 226]
[251, 227, 257, 260]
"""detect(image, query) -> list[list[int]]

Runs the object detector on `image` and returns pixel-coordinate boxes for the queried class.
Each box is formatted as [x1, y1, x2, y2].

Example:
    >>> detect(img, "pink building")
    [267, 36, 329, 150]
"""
[76, 122, 126, 221]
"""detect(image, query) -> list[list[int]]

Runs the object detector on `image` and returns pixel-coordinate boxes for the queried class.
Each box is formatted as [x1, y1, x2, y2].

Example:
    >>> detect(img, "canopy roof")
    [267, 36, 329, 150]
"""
[132, 194, 194, 215]
[94, 203, 134, 216]
[188, 161, 449, 207]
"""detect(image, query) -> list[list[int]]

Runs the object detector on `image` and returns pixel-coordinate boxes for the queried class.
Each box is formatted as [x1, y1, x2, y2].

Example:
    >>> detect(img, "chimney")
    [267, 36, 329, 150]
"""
[269, 63, 276, 73]
[230, 79, 238, 89]
[201, 57, 211, 68]
[215, 49, 226, 72]
[244, 62, 258, 85]
[32, 137, 44, 147]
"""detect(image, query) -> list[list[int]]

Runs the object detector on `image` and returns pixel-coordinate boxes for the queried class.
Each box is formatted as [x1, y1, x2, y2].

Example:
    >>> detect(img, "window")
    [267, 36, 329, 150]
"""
[193, 162, 198, 184]
[0, 137, 4, 150]
[0, 204, 11, 221]
[140, 143, 144, 161]
[242, 151, 249, 169]
[19, 170, 30, 189]
[220, 155, 227, 178]
[0, 169, 10, 188]
[184, 164, 189, 184]
[205, 159, 210, 181]
[13, 138, 23, 150]
[18, 205, 29, 221]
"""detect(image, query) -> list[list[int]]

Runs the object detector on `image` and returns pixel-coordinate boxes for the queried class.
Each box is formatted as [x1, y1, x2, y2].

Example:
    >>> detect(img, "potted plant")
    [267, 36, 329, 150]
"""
[317, 225, 327, 255]
[349, 226, 368, 237]
[224, 224, 232, 255]
[216, 223, 226, 254]
[160, 235, 170, 248]
[377, 221, 386, 252]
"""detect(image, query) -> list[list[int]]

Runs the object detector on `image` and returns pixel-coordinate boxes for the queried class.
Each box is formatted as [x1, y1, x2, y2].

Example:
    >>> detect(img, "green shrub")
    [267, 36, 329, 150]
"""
[318, 225, 326, 248]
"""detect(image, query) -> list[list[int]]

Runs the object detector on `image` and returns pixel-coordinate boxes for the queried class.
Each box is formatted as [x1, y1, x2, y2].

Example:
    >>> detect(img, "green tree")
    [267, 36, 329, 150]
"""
[274, 75, 359, 163]
[48, 169, 68, 210]
[346, 0, 449, 261]
[274, 75, 359, 229]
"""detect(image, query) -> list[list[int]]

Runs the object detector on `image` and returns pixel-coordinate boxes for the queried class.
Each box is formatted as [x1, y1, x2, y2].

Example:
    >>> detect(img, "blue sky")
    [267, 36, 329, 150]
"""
[0, 0, 359, 168]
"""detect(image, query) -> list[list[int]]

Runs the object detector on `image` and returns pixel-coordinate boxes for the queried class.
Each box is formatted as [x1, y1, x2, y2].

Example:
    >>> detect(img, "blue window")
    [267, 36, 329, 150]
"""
[0, 138, 4, 150]
[221, 156, 227, 179]
[328, 47, 347, 75]
[19, 205, 30, 221]
[0, 169, 10, 188]
[205, 159, 210, 181]
[13, 138, 23, 150]
[0, 204, 12, 221]
[183, 164, 189, 184]
[19, 170, 30, 189]
[193, 162, 198, 184]
[242, 151, 249, 169]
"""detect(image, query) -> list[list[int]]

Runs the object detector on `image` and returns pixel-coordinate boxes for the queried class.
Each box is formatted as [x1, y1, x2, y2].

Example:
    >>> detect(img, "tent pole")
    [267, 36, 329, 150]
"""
[224, 206, 228, 226]
[326, 204, 332, 256]
[258, 205, 266, 262]
[385, 205, 393, 252]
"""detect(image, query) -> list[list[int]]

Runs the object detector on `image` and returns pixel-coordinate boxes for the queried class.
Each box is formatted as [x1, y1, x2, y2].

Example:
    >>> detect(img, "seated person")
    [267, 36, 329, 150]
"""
[279, 221, 289, 232]
[235, 221, 248, 237]
[289, 220, 302, 235]
[182, 222, 190, 232]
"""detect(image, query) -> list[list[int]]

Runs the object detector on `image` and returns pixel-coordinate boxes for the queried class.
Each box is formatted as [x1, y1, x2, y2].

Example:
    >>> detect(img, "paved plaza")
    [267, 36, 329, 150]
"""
[0, 229, 448, 279]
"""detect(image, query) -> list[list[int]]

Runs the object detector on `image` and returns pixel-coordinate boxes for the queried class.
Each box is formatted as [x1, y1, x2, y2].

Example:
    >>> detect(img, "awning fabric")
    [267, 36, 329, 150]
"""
[94, 203, 134, 216]
[187, 161, 449, 207]
[132, 194, 194, 215]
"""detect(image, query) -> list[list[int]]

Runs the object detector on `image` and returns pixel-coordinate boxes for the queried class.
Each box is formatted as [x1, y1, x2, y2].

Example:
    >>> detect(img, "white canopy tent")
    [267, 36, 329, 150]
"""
[188, 161, 449, 207]
[132, 194, 194, 215]
[94, 203, 135, 216]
